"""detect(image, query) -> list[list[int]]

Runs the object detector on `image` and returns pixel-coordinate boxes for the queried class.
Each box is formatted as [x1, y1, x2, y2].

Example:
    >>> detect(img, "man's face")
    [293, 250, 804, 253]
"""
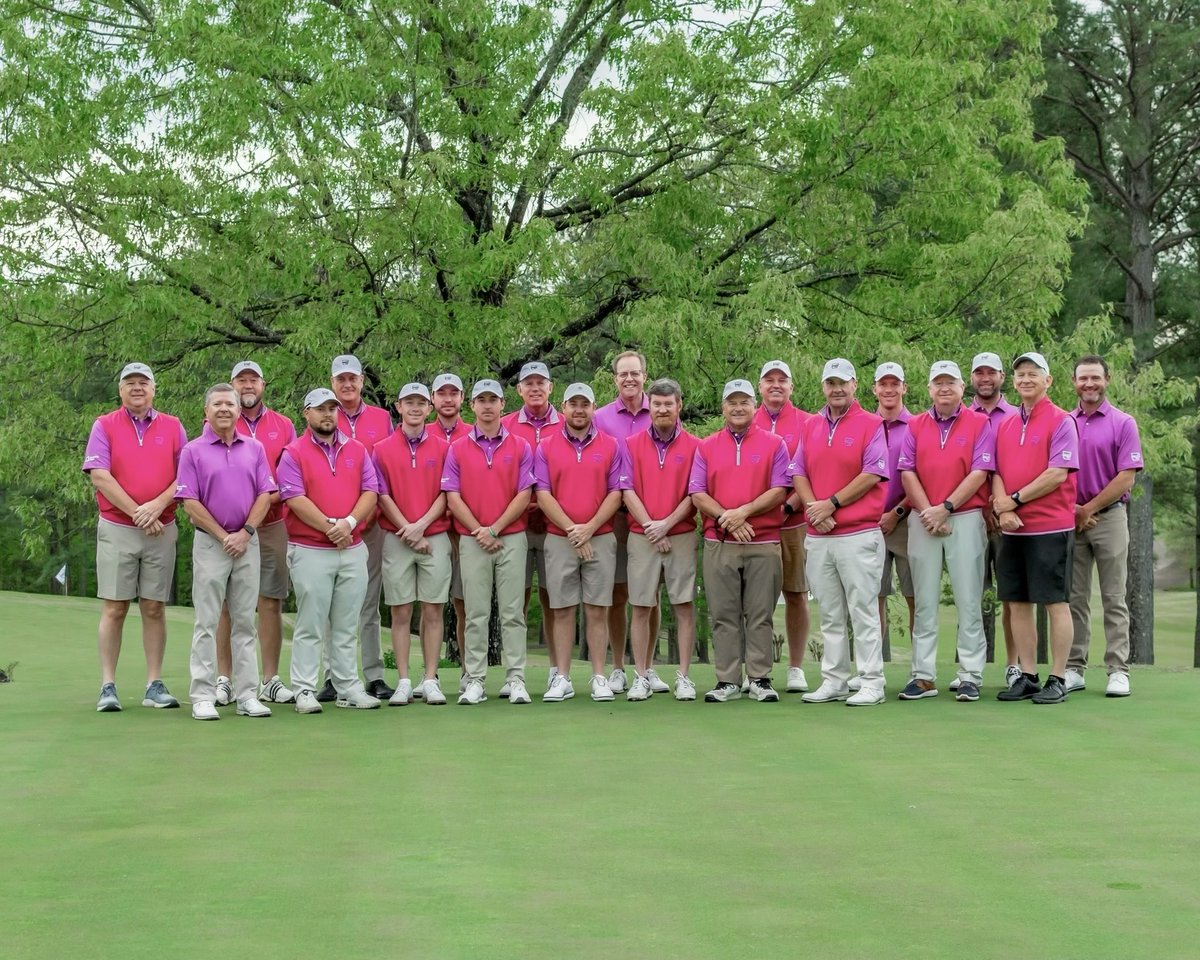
[305, 400, 340, 436]
[613, 357, 645, 402]
[1072, 362, 1109, 405]
[332, 371, 363, 408]
[232, 371, 264, 409]
[971, 366, 1004, 400]
[1012, 362, 1051, 401]
[397, 395, 431, 429]
[928, 376, 964, 410]
[722, 393, 755, 430]
[563, 396, 594, 430]
[649, 393, 681, 432]
[205, 389, 239, 430]
[759, 371, 792, 409]
[119, 375, 155, 412]
[822, 377, 855, 410]
[517, 375, 551, 411]
[873, 375, 906, 409]
[471, 394, 503, 426]
[433, 385, 463, 420]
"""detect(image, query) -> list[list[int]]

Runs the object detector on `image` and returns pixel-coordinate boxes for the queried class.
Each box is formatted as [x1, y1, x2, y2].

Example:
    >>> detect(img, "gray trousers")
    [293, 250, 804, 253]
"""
[357, 522, 386, 682]
[1069, 505, 1131, 675]
[460, 534, 529, 682]
[290, 543, 368, 697]
[703, 540, 782, 684]
[190, 531, 260, 704]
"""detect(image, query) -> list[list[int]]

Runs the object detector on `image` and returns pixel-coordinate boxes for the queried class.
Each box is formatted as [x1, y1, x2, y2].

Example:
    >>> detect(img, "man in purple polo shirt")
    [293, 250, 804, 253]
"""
[1065, 355, 1143, 698]
[175, 384, 277, 720]
[592, 349, 654, 694]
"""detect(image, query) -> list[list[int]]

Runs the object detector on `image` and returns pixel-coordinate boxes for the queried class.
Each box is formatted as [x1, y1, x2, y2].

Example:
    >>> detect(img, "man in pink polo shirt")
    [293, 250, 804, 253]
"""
[970, 350, 1021, 689]
[84, 363, 188, 713]
[898, 361, 995, 702]
[444, 379, 537, 705]
[689, 379, 791, 703]
[175, 383, 277, 720]
[793, 359, 890, 707]
[534, 383, 628, 702]
[1065, 355, 1143, 698]
[753, 359, 811, 694]
[212, 360, 298, 707]
[374, 383, 453, 706]
[593, 349, 652, 693]
[992, 352, 1080, 705]
[276, 388, 383, 713]
[622, 378, 700, 701]
[871, 362, 914, 670]
[329, 354, 395, 702]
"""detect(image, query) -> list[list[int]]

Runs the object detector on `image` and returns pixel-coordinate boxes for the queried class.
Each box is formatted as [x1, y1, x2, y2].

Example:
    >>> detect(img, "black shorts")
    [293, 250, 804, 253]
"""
[996, 531, 1074, 604]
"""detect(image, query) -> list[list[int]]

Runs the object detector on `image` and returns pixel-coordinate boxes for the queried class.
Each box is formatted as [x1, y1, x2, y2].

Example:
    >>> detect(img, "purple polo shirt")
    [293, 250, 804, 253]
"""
[174, 424, 277, 531]
[83, 408, 189, 470]
[1070, 400, 1143, 504]
[687, 429, 794, 492]
[593, 395, 651, 441]
[790, 419, 889, 481]
[878, 408, 912, 511]
[898, 407, 996, 473]
[970, 394, 1019, 430]
[531, 427, 627, 493]
[441, 427, 535, 492]
[275, 432, 382, 499]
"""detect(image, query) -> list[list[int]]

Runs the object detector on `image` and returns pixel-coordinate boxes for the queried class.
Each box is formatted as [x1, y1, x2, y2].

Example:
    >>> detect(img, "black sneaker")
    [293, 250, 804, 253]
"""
[996, 674, 1041, 701]
[955, 681, 980, 702]
[897, 679, 938, 700]
[1032, 675, 1068, 704]
[315, 679, 337, 703]
[365, 678, 395, 700]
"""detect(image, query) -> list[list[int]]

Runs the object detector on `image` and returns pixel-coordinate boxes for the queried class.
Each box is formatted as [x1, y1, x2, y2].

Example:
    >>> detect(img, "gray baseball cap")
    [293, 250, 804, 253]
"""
[231, 360, 263, 379]
[397, 382, 431, 402]
[304, 387, 338, 409]
[471, 379, 504, 400]
[563, 382, 595, 403]
[722, 379, 755, 400]
[821, 358, 856, 382]
[431, 373, 463, 393]
[874, 362, 905, 382]
[331, 354, 363, 377]
[1013, 351, 1050, 374]
[119, 362, 155, 383]
[518, 361, 551, 382]
[928, 360, 963, 382]
[759, 360, 792, 380]
[971, 352, 1003, 372]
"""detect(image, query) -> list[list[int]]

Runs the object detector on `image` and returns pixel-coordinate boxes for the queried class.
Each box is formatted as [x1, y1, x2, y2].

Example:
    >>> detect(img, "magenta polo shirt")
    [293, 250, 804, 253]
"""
[174, 424, 277, 532]
[878, 409, 913, 512]
[442, 428, 535, 535]
[532, 427, 627, 536]
[752, 402, 812, 530]
[898, 406, 994, 513]
[969, 394, 1019, 431]
[237, 406, 296, 526]
[337, 402, 393, 455]
[995, 396, 1078, 535]
[593, 395, 651, 441]
[373, 430, 451, 536]
[277, 430, 381, 549]
[791, 401, 889, 537]
[624, 425, 700, 537]
[83, 407, 189, 526]
[688, 425, 791, 543]
[502, 406, 561, 534]
[1070, 400, 1143, 504]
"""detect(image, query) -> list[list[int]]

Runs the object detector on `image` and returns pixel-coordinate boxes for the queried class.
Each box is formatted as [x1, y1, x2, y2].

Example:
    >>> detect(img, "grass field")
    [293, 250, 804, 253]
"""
[2, 589, 1198, 960]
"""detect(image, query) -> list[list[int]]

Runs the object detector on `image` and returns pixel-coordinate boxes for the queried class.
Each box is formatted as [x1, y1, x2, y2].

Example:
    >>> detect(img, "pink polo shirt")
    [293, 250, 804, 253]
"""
[174, 424, 277, 531]
[431, 417, 472, 446]
[373, 430, 451, 536]
[969, 394, 1019, 431]
[1069, 400, 1143, 504]
[624, 425, 699, 537]
[83, 407, 189, 526]
[752, 402, 812, 530]
[337, 402, 393, 454]
[687, 425, 791, 543]
[441, 428, 535, 535]
[236, 406, 297, 526]
[995, 396, 1078, 535]
[898, 406, 994, 513]
[791, 401, 889, 537]
[593, 395, 651, 441]
[878, 409, 912, 512]
[502, 406, 561, 534]
[277, 430, 381, 548]
[532, 427, 627, 536]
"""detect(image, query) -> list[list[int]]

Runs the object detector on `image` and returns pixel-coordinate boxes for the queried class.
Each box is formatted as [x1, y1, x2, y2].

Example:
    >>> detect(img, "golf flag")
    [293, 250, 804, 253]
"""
[54, 564, 67, 585]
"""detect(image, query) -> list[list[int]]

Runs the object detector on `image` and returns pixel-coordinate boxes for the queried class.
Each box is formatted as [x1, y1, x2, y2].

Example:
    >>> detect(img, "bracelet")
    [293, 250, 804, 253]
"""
[830, 494, 842, 509]
[344, 515, 358, 531]
[488, 527, 498, 539]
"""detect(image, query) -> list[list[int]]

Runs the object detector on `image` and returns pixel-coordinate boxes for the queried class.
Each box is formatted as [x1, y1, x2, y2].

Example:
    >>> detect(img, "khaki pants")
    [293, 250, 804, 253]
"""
[908, 510, 987, 684]
[459, 534, 528, 682]
[806, 529, 886, 691]
[290, 543, 368, 697]
[189, 531, 261, 704]
[1069, 506, 1131, 675]
[703, 540, 782, 684]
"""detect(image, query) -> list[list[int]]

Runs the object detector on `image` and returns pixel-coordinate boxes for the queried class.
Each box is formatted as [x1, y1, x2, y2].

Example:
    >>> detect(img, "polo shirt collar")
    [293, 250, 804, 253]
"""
[1073, 398, 1112, 418]
[202, 423, 244, 445]
[518, 406, 559, 425]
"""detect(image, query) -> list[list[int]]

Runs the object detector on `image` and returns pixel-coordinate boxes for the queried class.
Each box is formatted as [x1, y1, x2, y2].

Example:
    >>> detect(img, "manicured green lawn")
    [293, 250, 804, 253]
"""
[2, 589, 1197, 960]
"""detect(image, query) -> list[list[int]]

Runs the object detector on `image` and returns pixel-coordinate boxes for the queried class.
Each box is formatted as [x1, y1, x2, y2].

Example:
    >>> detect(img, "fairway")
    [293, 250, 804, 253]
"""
[3, 590, 1198, 960]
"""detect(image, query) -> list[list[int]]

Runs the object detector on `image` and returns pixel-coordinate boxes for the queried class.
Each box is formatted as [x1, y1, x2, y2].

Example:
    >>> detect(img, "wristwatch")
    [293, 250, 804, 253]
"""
[784, 503, 796, 515]
[894, 506, 907, 518]
[243, 523, 256, 536]
[830, 494, 842, 509]
[942, 500, 955, 514]
[1010, 491, 1023, 507]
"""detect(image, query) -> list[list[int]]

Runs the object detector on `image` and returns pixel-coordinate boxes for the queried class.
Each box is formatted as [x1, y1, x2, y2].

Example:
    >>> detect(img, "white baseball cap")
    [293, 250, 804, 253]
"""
[1013, 351, 1050, 374]
[471, 379, 504, 400]
[722, 379, 755, 400]
[397, 382, 431, 402]
[821, 358, 856, 382]
[230, 360, 263, 379]
[304, 387, 338, 409]
[518, 361, 551, 382]
[874, 362, 905, 382]
[119, 362, 155, 383]
[759, 360, 792, 380]
[971, 352, 1004, 372]
[431, 373, 463, 393]
[563, 383, 595, 403]
[331, 354, 363, 376]
[928, 360, 963, 382]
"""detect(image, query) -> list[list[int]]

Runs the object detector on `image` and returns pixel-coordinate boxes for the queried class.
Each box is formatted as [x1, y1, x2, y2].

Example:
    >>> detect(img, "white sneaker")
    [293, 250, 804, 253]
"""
[591, 674, 615, 701]
[259, 676, 296, 703]
[389, 679, 414, 706]
[786, 666, 809, 693]
[802, 681, 850, 703]
[458, 679, 487, 705]
[411, 679, 426, 700]
[458, 674, 468, 694]
[192, 700, 220, 721]
[674, 672, 696, 701]
[948, 678, 962, 691]
[847, 675, 863, 692]
[423, 678, 447, 705]
[740, 676, 750, 693]
[704, 682, 742, 703]
[236, 697, 272, 718]
[607, 668, 627, 694]
[543, 674, 574, 702]
[627, 675, 653, 701]
[215, 676, 233, 706]
[336, 689, 382, 709]
[645, 668, 670, 693]
[294, 689, 322, 714]
[546, 667, 559, 691]
[748, 679, 780, 702]
[847, 686, 885, 707]
[1064, 668, 1086, 692]
[1004, 665, 1022, 688]
[499, 681, 512, 698]
[1105, 673, 1130, 697]
[507, 679, 531, 704]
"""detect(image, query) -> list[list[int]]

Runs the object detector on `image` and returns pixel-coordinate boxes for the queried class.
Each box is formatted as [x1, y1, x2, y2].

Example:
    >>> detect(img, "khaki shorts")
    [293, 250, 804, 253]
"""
[880, 520, 913, 597]
[95, 518, 177, 603]
[382, 531, 453, 606]
[627, 532, 697, 606]
[780, 525, 809, 593]
[257, 520, 290, 600]
[544, 532, 617, 608]
[525, 530, 548, 590]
